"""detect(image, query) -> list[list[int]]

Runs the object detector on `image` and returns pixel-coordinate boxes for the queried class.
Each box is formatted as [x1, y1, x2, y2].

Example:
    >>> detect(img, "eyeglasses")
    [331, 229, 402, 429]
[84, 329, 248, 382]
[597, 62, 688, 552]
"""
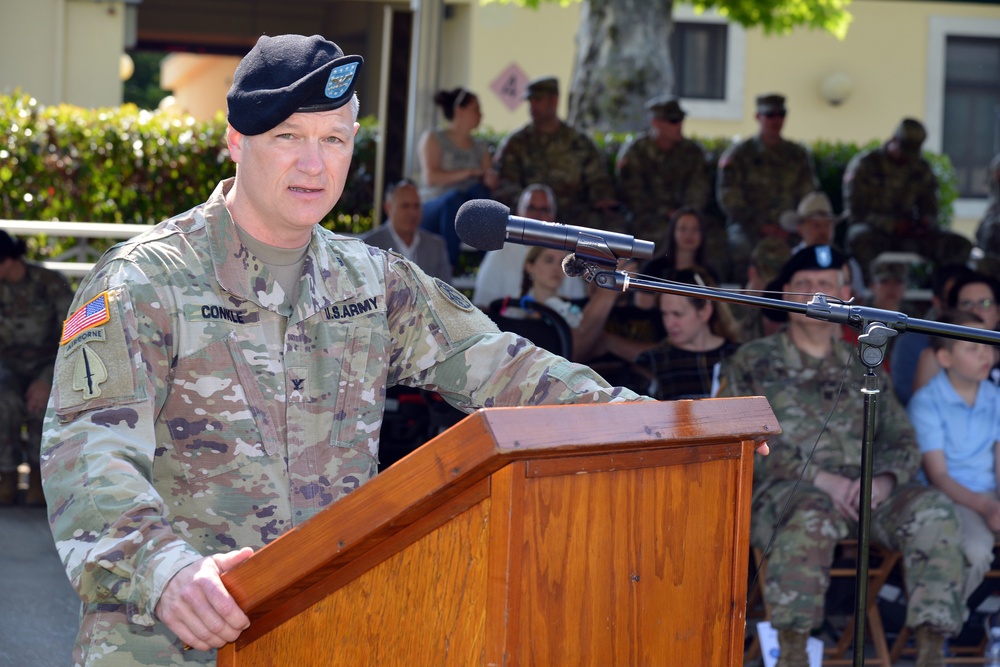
[761, 111, 786, 119]
[526, 205, 553, 214]
[959, 298, 996, 311]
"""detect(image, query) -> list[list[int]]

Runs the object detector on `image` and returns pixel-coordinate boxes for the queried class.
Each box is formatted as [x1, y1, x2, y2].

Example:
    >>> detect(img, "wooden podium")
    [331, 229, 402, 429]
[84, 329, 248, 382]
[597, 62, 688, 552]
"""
[218, 398, 778, 666]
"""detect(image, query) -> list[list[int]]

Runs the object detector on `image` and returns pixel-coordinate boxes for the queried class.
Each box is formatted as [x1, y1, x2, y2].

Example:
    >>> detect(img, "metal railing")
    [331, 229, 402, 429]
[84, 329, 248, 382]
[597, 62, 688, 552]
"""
[0, 220, 149, 277]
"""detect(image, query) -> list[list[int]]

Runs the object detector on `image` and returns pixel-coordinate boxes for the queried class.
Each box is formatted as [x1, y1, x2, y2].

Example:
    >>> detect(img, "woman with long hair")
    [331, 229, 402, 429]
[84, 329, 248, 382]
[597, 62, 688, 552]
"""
[417, 87, 498, 266]
[606, 266, 740, 399]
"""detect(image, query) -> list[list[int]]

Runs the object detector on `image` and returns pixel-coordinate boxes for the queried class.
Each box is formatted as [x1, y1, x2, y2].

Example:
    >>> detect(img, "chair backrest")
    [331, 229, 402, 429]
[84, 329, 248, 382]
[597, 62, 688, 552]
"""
[486, 297, 574, 360]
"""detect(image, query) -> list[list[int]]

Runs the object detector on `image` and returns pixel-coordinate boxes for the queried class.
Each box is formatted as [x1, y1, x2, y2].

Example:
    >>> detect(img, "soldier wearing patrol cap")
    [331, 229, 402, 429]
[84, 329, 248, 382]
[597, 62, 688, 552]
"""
[718, 245, 966, 667]
[844, 117, 972, 281]
[716, 93, 819, 283]
[493, 75, 619, 230]
[41, 35, 648, 665]
[615, 95, 718, 259]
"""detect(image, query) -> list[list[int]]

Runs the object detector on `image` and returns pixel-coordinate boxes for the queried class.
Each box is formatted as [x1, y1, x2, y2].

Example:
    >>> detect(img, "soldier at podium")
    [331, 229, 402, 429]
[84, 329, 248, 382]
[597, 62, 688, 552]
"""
[717, 245, 967, 667]
[39, 35, 654, 666]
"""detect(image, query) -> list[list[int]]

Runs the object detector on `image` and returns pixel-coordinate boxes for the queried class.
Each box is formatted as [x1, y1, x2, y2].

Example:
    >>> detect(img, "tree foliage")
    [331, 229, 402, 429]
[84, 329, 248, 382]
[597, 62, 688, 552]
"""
[483, 0, 853, 39]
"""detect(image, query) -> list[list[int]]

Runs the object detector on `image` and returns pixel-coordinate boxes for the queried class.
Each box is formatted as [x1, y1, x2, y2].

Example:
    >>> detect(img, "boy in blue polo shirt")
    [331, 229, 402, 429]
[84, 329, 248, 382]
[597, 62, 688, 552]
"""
[908, 310, 1000, 600]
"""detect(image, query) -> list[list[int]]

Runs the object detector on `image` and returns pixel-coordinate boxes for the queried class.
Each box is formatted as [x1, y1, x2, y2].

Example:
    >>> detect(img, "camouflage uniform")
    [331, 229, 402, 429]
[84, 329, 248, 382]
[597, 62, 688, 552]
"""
[716, 136, 818, 278]
[0, 261, 73, 473]
[615, 134, 710, 243]
[493, 122, 617, 229]
[41, 179, 644, 666]
[843, 144, 972, 279]
[718, 331, 966, 634]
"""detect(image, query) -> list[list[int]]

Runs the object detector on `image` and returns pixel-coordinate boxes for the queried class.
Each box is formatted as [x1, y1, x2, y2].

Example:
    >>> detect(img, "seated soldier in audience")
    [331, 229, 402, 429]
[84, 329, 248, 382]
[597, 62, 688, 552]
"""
[908, 310, 1000, 606]
[0, 231, 74, 505]
[615, 97, 713, 248]
[716, 94, 818, 283]
[717, 245, 967, 667]
[492, 76, 620, 231]
[843, 118, 972, 281]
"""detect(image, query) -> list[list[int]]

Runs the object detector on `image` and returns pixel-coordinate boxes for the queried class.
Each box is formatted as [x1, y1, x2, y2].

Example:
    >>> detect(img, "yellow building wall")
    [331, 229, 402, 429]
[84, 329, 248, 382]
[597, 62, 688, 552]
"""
[0, 0, 127, 108]
[459, 0, 1000, 145]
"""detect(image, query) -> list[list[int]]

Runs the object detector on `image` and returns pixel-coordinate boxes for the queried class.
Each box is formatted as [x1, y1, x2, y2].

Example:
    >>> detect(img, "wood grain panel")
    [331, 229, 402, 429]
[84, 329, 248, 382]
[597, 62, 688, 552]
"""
[229, 497, 491, 667]
[516, 456, 743, 665]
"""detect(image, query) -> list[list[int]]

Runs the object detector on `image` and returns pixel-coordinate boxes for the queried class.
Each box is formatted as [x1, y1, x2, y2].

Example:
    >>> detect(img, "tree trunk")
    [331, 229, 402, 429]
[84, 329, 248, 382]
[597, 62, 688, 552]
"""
[567, 0, 675, 134]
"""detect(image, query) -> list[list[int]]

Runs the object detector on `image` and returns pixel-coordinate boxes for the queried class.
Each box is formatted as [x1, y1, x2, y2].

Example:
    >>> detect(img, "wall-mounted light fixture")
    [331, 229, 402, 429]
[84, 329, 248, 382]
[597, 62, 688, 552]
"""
[820, 72, 853, 106]
[119, 53, 135, 82]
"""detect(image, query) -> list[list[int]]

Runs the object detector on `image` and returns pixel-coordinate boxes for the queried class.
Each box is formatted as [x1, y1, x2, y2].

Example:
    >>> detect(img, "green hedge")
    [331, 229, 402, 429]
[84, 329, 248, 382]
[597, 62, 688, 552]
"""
[0, 92, 958, 263]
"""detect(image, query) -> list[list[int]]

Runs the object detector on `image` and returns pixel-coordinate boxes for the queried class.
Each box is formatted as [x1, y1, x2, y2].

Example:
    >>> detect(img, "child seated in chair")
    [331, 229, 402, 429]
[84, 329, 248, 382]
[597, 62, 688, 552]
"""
[908, 310, 1000, 601]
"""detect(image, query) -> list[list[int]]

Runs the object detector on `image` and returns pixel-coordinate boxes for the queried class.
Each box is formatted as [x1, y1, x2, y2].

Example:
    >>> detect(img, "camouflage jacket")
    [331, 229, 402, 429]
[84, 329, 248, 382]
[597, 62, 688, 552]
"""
[493, 121, 615, 224]
[716, 135, 818, 232]
[0, 261, 74, 382]
[717, 331, 919, 492]
[41, 179, 642, 665]
[615, 134, 710, 239]
[843, 143, 938, 229]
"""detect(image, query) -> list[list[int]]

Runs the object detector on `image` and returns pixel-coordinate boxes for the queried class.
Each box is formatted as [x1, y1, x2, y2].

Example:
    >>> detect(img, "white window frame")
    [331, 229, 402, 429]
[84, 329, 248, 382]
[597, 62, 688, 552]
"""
[673, 5, 746, 121]
[925, 15, 1000, 219]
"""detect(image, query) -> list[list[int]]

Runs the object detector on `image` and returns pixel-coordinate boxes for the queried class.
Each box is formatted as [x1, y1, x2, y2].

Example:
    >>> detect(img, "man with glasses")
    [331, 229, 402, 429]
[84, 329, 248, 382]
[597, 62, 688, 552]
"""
[718, 244, 966, 667]
[471, 183, 587, 308]
[716, 94, 819, 283]
[843, 118, 972, 282]
[615, 96, 712, 246]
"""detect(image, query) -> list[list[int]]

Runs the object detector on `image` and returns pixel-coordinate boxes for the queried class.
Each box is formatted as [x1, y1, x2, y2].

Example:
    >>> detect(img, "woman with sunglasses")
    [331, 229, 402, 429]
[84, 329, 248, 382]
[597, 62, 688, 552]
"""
[911, 272, 1000, 395]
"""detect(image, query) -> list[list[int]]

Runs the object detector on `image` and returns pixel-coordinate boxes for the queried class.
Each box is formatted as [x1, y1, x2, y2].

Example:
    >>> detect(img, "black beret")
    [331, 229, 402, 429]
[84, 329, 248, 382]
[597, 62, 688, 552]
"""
[227, 34, 364, 136]
[777, 244, 846, 288]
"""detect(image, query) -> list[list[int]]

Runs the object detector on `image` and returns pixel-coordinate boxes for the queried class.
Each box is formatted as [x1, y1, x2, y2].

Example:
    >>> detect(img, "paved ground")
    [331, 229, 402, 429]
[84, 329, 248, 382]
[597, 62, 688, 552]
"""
[0, 504, 79, 667]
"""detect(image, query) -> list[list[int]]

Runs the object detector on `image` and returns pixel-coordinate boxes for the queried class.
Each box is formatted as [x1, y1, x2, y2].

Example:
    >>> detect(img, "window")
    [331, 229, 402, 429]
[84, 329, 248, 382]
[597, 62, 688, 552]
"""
[671, 22, 727, 100]
[671, 6, 745, 121]
[942, 36, 1000, 198]
[926, 16, 1000, 218]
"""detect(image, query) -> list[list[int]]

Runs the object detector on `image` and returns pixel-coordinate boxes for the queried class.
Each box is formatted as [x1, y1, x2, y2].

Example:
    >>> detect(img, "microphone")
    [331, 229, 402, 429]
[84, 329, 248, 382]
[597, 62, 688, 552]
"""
[455, 199, 654, 265]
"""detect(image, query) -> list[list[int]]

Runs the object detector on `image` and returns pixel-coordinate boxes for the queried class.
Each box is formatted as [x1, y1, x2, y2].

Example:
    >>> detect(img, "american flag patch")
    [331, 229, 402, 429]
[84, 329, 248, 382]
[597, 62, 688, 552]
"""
[61, 292, 110, 345]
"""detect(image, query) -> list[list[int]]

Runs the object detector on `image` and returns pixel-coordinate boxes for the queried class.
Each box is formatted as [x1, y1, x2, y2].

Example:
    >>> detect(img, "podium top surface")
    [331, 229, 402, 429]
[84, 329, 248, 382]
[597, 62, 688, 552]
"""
[221, 397, 777, 623]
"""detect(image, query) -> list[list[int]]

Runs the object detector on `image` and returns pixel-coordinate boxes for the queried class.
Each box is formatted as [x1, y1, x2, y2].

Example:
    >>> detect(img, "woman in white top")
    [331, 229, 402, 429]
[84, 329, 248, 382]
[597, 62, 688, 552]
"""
[418, 88, 498, 266]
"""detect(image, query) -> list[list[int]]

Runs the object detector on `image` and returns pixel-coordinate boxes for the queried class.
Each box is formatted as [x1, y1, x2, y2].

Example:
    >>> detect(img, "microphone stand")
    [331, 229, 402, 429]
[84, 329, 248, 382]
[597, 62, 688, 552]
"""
[578, 261, 1000, 667]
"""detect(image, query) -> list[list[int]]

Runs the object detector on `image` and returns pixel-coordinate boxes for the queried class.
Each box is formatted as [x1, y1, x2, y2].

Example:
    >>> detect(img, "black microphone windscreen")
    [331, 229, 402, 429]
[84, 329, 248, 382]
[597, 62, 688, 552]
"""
[455, 199, 510, 251]
[562, 253, 590, 278]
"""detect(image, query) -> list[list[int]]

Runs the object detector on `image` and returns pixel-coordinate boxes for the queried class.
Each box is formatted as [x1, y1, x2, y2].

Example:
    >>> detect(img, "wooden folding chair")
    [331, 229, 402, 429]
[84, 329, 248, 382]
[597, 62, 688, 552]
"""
[744, 540, 901, 667]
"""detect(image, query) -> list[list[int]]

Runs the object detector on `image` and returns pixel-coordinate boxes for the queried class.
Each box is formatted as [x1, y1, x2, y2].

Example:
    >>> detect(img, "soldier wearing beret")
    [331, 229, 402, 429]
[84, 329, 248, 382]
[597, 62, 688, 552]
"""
[492, 76, 620, 230]
[40, 36, 649, 665]
[615, 96, 713, 247]
[718, 245, 967, 667]
[843, 118, 972, 281]
[716, 94, 819, 283]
